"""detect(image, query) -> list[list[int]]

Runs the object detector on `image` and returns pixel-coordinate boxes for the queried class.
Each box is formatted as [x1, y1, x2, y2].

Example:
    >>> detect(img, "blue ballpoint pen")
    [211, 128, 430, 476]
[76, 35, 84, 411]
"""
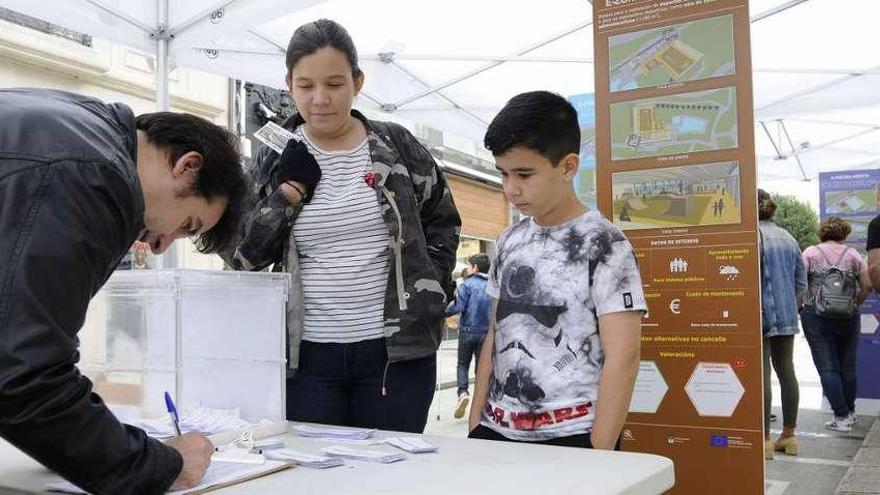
[164, 391, 182, 437]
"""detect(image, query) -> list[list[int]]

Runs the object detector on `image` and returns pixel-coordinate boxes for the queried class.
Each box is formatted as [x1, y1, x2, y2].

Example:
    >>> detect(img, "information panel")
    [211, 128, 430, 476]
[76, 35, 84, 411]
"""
[819, 170, 880, 413]
[592, 1, 763, 492]
[569, 92, 598, 210]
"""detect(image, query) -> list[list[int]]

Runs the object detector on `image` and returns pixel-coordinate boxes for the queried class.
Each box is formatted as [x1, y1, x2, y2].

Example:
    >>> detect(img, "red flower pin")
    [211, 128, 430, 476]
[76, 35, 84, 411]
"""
[364, 171, 377, 189]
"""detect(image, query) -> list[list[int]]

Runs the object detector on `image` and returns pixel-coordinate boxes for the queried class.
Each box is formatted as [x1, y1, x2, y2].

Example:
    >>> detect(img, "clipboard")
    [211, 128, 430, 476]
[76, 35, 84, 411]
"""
[45, 461, 295, 495]
[170, 460, 295, 495]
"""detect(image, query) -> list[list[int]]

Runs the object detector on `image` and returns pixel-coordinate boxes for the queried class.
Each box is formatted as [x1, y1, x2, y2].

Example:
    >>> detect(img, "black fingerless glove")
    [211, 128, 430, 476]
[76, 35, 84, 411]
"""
[275, 139, 321, 203]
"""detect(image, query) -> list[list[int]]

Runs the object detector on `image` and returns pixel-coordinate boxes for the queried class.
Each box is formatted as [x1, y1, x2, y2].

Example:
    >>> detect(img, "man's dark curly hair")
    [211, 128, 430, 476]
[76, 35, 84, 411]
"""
[136, 112, 246, 254]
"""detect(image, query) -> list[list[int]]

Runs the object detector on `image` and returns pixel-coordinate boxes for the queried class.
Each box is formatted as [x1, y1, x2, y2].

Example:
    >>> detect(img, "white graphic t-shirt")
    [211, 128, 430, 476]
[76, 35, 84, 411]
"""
[481, 210, 647, 441]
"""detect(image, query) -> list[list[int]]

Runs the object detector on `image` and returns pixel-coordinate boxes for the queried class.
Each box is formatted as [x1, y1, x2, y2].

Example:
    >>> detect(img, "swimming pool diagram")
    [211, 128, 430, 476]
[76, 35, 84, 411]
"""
[610, 87, 738, 161]
[609, 14, 736, 92]
[825, 189, 877, 214]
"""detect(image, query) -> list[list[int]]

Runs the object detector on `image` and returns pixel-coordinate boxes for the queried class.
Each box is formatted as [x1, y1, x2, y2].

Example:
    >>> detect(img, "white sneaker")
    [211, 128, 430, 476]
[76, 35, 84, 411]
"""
[454, 394, 470, 419]
[825, 417, 852, 432]
[845, 412, 857, 427]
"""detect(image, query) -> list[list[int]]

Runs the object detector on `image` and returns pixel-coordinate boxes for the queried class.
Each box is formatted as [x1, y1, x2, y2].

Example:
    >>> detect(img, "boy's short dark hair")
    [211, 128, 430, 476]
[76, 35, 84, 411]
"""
[136, 112, 247, 254]
[468, 253, 490, 274]
[484, 91, 580, 165]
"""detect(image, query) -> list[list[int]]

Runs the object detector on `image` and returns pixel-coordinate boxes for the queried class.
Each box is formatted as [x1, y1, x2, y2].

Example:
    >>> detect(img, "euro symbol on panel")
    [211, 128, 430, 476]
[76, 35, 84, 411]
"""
[669, 299, 681, 315]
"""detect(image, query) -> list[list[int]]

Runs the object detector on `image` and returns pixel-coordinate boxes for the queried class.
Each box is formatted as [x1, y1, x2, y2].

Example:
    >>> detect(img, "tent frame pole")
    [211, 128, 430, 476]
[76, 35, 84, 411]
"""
[778, 120, 809, 181]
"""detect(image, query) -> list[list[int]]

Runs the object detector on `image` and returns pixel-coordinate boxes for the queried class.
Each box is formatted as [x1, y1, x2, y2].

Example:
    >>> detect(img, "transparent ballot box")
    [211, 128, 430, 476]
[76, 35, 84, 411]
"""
[78, 269, 289, 423]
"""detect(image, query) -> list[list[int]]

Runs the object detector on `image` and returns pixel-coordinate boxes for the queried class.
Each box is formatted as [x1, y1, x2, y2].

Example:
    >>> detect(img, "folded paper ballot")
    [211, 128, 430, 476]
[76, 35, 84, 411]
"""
[321, 446, 406, 464]
[252, 121, 296, 154]
[292, 424, 376, 440]
[264, 448, 346, 469]
[253, 438, 285, 451]
[314, 437, 387, 446]
[124, 406, 260, 439]
[385, 436, 438, 453]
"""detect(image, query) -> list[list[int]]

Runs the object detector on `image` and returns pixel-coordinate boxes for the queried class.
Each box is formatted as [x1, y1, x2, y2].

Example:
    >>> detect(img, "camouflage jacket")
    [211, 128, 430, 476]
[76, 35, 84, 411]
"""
[229, 110, 461, 373]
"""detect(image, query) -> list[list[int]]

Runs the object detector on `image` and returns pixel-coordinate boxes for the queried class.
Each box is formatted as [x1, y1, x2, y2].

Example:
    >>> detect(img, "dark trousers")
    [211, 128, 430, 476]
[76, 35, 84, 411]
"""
[763, 335, 799, 433]
[800, 306, 860, 417]
[286, 338, 436, 433]
[468, 424, 618, 450]
[457, 331, 486, 396]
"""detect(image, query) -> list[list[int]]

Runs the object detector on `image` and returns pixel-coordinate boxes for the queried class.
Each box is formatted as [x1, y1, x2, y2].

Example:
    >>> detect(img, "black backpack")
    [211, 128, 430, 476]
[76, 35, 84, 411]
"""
[813, 246, 859, 319]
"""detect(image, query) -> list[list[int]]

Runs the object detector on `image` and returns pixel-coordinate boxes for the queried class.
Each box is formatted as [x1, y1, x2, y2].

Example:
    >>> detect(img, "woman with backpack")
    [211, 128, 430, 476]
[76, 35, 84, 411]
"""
[227, 19, 461, 432]
[801, 217, 871, 432]
[758, 190, 806, 459]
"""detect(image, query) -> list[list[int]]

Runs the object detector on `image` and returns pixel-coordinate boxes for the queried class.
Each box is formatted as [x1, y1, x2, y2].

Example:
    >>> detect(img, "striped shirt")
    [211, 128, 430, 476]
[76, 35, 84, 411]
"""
[292, 127, 390, 343]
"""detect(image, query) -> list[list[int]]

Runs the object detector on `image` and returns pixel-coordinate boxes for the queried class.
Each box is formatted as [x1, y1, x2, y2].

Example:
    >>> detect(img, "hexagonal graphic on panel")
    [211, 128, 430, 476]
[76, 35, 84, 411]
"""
[629, 361, 668, 414]
[860, 313, 879, 335]
[685, 362, 745, 417]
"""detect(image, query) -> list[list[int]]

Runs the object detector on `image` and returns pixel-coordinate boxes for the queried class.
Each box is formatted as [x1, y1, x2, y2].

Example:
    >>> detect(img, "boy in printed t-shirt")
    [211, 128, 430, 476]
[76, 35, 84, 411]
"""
[468, 91, 646, 449]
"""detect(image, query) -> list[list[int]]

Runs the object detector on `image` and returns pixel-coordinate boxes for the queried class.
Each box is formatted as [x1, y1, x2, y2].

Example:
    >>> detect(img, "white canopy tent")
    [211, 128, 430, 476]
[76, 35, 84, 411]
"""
[177, 0, 880, 190]
[2, 0, 878, 190]
[0, 0, 325, 110]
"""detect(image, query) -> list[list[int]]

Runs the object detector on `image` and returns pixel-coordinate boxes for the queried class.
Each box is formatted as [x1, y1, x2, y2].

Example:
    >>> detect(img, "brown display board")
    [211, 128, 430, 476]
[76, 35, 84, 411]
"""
[592, 1, 762, 492]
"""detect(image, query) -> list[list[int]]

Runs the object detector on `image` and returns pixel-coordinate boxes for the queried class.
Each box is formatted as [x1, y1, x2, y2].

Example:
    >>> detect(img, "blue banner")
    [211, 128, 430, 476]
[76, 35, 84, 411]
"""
[567, 92, 596, 210]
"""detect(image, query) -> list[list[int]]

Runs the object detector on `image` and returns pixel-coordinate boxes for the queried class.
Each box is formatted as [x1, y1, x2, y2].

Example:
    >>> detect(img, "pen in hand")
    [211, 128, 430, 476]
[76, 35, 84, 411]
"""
[164, 391, 182, 437]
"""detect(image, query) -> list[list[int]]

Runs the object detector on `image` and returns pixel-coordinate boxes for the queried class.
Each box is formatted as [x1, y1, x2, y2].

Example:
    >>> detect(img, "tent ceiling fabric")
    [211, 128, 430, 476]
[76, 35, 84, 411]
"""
[186, 0, 880, 182]
[0, 0, 324, 54]
[1, 0, 877, 183]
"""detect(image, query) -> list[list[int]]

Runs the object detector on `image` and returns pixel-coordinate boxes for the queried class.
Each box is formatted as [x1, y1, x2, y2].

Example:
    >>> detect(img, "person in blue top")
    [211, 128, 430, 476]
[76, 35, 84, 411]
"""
[758, 189, 806, 459]
[446, 253, 493, 419]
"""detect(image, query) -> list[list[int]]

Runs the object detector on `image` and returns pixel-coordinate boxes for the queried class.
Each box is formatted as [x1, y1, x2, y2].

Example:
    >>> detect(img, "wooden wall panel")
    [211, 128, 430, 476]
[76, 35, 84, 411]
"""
[446, 175, 509, 240]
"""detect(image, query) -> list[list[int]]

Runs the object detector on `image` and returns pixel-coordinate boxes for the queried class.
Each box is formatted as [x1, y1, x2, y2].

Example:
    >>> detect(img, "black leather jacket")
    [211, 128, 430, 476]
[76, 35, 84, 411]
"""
[0, 89, 182, 494]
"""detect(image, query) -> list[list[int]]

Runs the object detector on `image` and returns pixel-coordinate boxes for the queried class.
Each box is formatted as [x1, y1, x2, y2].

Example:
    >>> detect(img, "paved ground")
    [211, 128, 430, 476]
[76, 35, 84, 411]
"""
[426, 334, 877, 494]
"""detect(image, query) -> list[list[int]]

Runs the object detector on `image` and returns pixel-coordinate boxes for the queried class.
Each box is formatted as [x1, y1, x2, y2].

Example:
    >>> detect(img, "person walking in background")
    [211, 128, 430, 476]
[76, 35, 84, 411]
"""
[445, 253, 492, 419]
[757, 190, 806, 459]
[865, 214, 880, 292]
[801, 217, 871, 432]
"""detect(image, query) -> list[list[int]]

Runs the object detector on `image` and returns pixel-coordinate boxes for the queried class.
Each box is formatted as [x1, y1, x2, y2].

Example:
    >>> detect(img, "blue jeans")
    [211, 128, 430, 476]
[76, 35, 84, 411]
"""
[286, 338, 436, 433]
[457, 331, 486, 396]
[800, 306, 860, 417]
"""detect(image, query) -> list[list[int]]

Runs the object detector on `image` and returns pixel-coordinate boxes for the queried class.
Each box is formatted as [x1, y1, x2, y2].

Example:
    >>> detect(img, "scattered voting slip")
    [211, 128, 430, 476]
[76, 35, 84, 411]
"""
[46, 459, 292, 494]
[292, 424, 376, 440]
[124, 406, 260, 439]
[264, 448, 346, 469]
[252, 121, 297, 154]
[385, 436, 438, 453]
[321, 446, 406, 464]
[211, 447, 265, 465]
[314, 437, 387, 446]
[252, 437, 285, 451]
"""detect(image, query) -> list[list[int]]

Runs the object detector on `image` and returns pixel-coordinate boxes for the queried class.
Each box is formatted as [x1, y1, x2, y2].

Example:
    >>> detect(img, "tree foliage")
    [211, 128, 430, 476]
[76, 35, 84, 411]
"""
[771, 193, 819, 251]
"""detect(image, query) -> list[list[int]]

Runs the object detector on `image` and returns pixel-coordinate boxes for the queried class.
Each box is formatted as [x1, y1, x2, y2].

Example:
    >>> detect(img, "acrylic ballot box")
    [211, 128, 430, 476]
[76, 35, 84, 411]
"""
[77, 269, 289, 423]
